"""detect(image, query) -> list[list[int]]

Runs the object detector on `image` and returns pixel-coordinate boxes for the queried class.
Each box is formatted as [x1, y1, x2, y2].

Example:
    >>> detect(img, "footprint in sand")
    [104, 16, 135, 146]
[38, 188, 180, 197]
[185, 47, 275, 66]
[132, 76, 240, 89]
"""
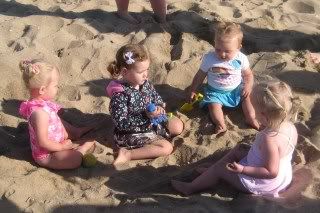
[7, 25, 38, 52]
[233, 9, 242, 18]
[4, 189, 15, 198]
[288, 1, 315, 14]
[66, 23, 96, 40]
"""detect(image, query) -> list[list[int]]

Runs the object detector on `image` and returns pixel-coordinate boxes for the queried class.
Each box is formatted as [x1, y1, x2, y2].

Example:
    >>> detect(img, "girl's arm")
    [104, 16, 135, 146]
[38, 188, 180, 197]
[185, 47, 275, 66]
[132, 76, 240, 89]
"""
[30, 110, 73, 152]
[242, 68, 254, 98]
[229, 136, 280, 179]
[188, 69, 207, 101]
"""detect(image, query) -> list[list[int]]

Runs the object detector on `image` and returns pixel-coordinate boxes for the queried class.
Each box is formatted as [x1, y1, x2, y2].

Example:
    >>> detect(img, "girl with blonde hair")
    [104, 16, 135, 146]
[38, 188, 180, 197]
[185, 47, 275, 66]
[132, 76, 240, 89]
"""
[19, 59, 95, 169]
[172, 80, 300, 197]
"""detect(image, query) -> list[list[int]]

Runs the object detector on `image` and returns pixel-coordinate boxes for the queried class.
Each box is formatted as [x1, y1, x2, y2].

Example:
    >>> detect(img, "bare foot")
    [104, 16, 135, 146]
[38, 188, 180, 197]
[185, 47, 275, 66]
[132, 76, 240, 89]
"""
[246, 118, 260, 130]
[77, 141, 95, 155]
[214, 125, 227, 135]
[117, 11, 139, 24]
[113, 148, 131, 165]
[171, 180, 193, 196]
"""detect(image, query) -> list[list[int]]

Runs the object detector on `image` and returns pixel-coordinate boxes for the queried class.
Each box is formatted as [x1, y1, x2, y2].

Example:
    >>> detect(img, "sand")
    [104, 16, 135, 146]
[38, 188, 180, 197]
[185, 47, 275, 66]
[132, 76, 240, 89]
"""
[0, 0, 320, 212]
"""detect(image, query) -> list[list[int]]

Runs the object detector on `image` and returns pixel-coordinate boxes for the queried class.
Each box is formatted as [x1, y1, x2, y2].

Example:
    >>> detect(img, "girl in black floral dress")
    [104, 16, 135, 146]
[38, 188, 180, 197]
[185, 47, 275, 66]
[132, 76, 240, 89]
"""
[107, 44, 184, 165]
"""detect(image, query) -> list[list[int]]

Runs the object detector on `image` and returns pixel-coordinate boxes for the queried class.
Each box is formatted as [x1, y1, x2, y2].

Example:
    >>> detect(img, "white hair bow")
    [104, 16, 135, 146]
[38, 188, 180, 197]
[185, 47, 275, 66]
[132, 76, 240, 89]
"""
[124, 51, 135, 65]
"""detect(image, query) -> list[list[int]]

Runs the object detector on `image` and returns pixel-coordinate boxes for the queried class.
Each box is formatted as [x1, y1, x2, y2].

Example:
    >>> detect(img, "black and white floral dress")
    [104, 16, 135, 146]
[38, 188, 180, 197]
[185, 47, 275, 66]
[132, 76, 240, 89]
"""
[109, 80, 169, 149]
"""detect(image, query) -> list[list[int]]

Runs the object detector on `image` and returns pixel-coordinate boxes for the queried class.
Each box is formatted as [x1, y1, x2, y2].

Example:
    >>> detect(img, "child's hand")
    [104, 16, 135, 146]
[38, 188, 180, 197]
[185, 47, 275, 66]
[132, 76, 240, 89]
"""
[310, 52, 320, 64]
[226, 162, 244, 173]
[61, 139, 74, 150]
[146, 106, 166, 118]
[188, 91, 196, 103]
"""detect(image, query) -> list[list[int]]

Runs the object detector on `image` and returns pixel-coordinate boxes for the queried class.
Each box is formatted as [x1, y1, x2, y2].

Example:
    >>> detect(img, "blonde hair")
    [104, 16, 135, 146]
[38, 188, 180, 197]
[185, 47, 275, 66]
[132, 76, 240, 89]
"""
[19, 59, 58, 89]
[214, 22, 243, 46]
[107, 44, 149, 78]
[252, 80, 301, 130]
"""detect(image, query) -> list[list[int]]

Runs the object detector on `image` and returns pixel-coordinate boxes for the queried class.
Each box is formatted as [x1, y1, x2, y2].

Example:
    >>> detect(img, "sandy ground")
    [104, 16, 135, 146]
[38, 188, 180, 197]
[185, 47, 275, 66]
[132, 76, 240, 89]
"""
[0, 0, 320, 212]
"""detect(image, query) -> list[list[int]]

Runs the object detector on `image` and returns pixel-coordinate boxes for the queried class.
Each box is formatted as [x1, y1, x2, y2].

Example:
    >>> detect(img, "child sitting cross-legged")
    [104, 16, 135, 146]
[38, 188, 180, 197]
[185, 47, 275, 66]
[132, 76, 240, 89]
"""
[107, 44, 184, 165]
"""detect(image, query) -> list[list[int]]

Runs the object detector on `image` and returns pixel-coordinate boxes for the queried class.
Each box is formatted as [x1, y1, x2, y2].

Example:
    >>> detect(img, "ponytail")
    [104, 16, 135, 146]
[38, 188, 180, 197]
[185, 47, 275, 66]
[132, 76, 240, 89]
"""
[19, 59, 57, 89]
[107, 44, 149, 79]
[107, 61, 121, 78]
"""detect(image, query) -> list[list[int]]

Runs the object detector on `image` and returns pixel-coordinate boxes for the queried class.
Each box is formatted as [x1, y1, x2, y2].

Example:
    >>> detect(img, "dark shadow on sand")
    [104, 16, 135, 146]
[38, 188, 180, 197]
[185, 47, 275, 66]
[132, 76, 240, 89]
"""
[51, 153, 317, 213]
[0, 1, 319, 55]
[276, 70, 320, 94]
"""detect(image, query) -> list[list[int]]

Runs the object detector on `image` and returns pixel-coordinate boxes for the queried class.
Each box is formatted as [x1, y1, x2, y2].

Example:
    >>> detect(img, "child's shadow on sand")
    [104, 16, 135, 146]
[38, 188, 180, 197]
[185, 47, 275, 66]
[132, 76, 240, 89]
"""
[50, 155, 316, 212]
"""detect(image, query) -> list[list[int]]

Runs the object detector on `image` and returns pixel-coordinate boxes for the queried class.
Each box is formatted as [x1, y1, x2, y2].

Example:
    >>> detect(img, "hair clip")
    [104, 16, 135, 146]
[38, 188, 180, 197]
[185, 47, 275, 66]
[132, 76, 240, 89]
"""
[22, 59, 32, 66]
[124, 51, 135, 65]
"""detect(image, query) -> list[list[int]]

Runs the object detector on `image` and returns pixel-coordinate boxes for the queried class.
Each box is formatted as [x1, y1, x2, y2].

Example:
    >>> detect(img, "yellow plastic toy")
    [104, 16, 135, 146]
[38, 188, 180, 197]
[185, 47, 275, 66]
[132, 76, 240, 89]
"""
[180, 93, 204, 113]
[167, 112, 173, 118]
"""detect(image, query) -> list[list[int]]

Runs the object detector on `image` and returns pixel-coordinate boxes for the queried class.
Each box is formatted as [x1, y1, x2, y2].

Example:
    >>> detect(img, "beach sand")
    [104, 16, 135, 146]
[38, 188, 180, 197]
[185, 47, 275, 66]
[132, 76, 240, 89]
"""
[0, 0, 320, 212]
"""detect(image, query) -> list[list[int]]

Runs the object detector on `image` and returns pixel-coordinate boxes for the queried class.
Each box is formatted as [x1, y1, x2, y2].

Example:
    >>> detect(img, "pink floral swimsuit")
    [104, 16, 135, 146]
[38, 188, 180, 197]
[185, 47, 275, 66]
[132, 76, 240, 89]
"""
[19, 99, 65, 160]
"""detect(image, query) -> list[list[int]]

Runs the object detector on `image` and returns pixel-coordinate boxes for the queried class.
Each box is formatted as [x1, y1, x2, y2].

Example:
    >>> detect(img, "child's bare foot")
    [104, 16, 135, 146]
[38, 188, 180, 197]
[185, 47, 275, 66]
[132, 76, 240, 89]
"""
[113, 148, 131, 165]
[214, 125, 227, 135]
[246, 118, 260, 130]
[77, 141, 95, 155]
[171, 180, 193, 196]
[117, 11, 139, 24]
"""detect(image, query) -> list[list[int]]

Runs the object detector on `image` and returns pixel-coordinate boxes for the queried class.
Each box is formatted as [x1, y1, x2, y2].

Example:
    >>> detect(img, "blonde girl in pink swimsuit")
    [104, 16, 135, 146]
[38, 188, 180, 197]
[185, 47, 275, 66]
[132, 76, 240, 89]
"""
[19, 59, 95, 169]
[172, 80, 301, 197]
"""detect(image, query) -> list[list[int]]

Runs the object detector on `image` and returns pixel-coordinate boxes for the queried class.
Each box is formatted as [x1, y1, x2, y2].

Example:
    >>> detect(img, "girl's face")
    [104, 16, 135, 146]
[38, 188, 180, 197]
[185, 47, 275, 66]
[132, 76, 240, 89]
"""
[41, 69, 59, 100]
[122, 60, 150, 88]
[214, 37, 240, 61]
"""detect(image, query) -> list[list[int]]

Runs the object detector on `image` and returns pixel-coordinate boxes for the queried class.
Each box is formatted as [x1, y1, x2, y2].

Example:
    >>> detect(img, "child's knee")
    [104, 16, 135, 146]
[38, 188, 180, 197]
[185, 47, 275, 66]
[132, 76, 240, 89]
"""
[167, 117, 184, 136]
[65, 153, 83, 169]
[160, 141, 173, 155]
